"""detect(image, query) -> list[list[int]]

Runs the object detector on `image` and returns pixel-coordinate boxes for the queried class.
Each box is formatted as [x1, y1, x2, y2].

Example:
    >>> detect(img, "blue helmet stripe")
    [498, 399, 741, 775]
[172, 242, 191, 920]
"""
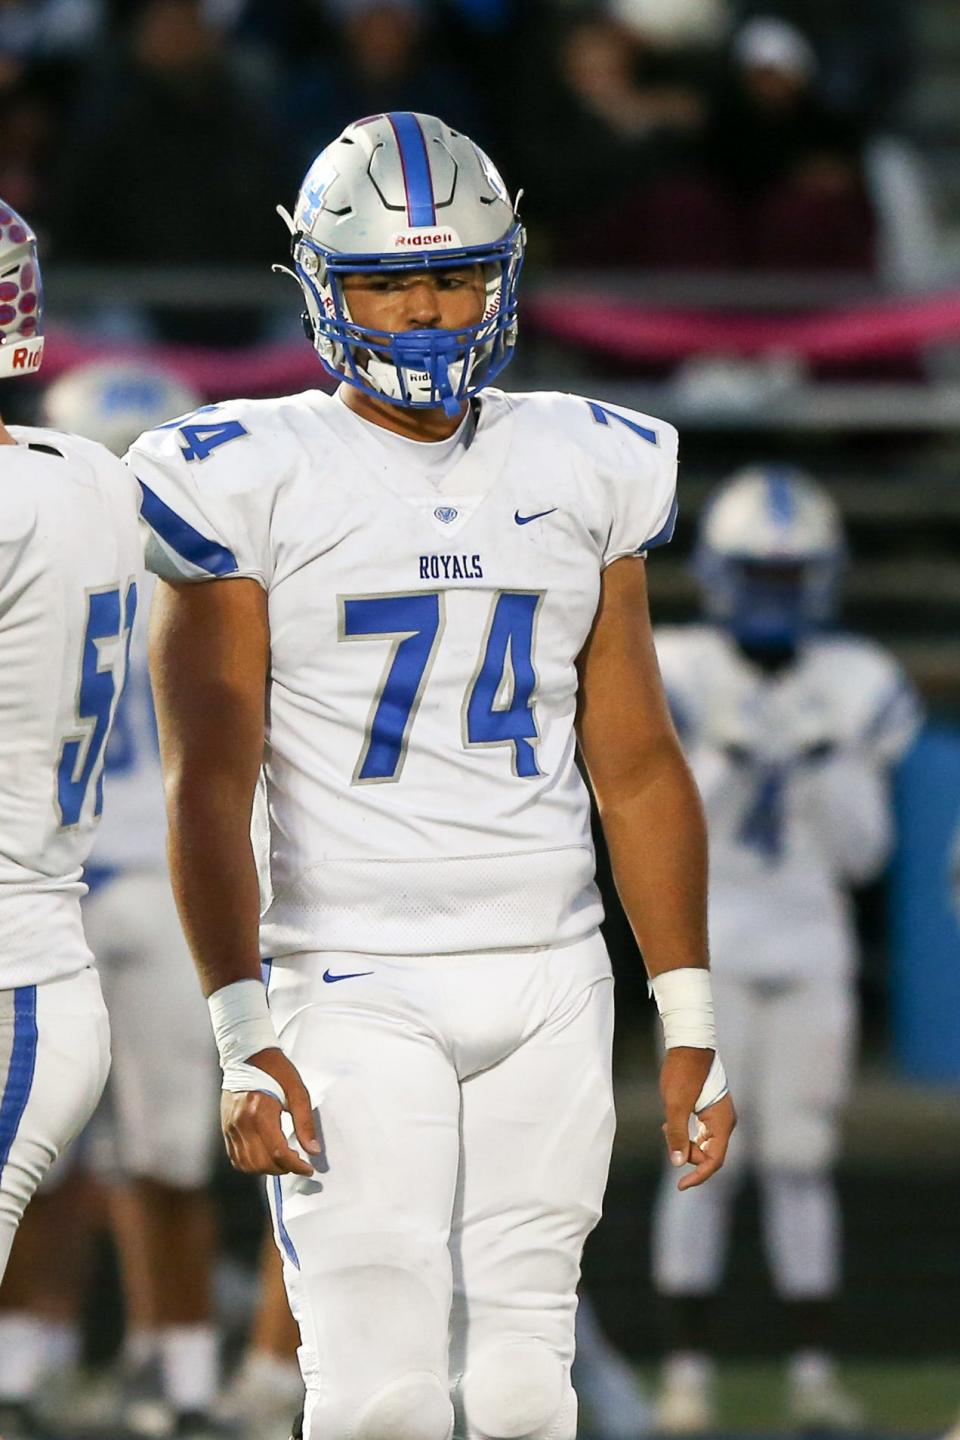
[765, 468, 796, 525]
[387, 112, 437, 228]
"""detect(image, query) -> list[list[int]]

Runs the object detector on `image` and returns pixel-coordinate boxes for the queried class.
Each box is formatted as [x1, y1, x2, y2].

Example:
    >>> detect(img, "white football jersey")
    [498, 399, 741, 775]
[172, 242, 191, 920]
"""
[129, 387, 678, 958]
[90, 572, 167, 877]
[0, 427, 142, 987]
[655, 624, 922, 981]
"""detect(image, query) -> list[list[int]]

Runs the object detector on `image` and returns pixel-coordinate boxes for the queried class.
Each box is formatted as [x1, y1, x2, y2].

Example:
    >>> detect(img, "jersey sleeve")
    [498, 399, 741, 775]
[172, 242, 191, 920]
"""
[856, 652, 924, 765]
[582, 398, 679, 568]
[125, 403, 277, 587]
[0, 473, 39, 618]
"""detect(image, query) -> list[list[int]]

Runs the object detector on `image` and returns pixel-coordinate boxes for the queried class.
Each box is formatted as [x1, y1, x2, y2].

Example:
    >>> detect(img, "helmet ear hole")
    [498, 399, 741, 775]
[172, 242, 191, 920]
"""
[301, 311, 314, 342]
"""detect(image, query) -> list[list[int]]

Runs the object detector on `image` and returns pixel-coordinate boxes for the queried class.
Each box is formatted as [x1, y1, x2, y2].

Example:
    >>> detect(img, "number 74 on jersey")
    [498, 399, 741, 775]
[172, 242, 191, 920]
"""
[341, 590, 543, 783]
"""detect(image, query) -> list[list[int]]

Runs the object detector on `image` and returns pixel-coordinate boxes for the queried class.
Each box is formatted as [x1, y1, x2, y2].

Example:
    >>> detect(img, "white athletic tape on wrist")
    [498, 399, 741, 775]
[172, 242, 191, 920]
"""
[649, 967, 717, 1050]
[220, 1060, 286, 1106]
[650, 968, 727, 1112]
[208, 978, 278, 1065]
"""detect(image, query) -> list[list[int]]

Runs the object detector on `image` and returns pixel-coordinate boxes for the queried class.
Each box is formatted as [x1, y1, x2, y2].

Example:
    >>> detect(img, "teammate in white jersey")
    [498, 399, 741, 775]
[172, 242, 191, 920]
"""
[650, 467, 922, 1432]
[43, 360, 226, 1438]
[129, 113, 736, 1440]
[0, 205, 141, 1310]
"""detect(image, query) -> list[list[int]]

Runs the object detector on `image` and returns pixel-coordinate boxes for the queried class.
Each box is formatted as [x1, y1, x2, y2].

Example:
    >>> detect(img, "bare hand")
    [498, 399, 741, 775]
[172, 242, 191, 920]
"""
[659, 1047, 736, 1191]
[220, 1047, 324, 1177]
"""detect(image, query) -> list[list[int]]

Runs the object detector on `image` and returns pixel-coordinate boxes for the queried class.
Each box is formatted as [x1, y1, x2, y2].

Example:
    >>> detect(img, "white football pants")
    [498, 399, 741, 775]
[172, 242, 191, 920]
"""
[0, 967, 110, 1281]
[652, 970, 856, 1300]
[83, 869, 219, 1189]
[264, 931, 616, 1440]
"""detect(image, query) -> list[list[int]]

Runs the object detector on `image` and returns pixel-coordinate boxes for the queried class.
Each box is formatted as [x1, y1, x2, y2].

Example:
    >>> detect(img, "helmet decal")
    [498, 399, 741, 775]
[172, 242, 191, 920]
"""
[476, 146, 510, 204]
[298, 153, 340, 232]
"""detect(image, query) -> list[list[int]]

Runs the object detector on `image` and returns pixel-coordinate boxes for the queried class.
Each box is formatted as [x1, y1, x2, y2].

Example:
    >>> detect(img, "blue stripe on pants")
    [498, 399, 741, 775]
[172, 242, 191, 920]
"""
[272, 1175, 301, 1270]
[0, 986, 39, 1178]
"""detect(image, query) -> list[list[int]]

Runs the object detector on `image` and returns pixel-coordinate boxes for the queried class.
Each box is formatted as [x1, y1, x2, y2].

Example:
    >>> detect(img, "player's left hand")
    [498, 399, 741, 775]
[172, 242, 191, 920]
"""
[659, 1046, 736, 1191]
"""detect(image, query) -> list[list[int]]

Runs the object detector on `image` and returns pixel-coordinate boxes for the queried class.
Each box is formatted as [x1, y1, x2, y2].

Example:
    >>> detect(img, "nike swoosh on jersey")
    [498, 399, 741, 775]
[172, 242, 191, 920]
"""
[322, 968, 375, 983]
[514, 508, 557, 525]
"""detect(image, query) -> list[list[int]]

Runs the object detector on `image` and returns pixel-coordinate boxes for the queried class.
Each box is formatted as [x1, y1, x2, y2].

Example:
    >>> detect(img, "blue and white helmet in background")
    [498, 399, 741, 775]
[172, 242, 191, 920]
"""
[694, 465, 846, 647]
[279, 112, 525, 416]
[0, 200, 43, 379]
[42, 359, 201, 457]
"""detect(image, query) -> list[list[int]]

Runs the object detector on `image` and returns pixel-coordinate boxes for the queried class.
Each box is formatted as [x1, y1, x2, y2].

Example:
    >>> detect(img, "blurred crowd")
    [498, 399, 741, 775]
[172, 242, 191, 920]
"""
[0, 0, 919, 306]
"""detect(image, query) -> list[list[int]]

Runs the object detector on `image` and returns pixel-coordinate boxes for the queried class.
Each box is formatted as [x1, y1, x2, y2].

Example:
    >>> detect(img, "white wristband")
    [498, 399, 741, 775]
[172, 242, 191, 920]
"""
[649, 967, 717, 1050]
[208, 979, 279, 1069]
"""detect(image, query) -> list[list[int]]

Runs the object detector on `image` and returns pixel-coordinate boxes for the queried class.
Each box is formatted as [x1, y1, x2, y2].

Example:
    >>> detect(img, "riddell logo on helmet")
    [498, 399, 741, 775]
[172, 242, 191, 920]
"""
[11, 342, 42, 371]
[392, 228, 462, 249]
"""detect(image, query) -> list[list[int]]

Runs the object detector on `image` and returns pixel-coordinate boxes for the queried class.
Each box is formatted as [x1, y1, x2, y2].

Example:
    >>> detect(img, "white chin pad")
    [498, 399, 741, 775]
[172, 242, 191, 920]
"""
[364, 353, 468, 406]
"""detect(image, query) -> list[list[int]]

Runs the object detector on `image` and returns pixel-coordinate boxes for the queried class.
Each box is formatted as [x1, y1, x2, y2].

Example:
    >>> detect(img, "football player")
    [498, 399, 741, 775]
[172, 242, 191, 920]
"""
[43, 360, 226, 1438]
[650, 467, 921, 1432]
[0, 201, 141, 1413]
[129, 114, 736, 1440]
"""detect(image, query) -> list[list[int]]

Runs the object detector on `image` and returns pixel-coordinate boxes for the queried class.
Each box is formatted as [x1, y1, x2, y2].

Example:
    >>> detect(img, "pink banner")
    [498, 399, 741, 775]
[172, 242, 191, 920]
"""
[524, 289, 960, 364]
[37, 288, 960, 392]
[42, 332, 330, 397]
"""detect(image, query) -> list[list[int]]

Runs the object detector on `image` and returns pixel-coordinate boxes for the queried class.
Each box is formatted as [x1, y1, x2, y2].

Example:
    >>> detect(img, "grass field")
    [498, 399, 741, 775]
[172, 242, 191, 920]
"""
[624, 1361, 960, 1435]
[42, 1359, 960, 1439]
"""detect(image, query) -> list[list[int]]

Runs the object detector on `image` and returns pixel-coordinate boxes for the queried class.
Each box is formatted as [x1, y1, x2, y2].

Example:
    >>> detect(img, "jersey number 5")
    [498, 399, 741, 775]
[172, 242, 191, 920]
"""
[57, 581, 138, 828]
[340, 590, 542, 783]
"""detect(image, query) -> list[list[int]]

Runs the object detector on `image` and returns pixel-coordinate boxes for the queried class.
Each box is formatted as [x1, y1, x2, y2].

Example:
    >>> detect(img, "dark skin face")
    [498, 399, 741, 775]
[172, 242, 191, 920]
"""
[339, 266, 486, 442]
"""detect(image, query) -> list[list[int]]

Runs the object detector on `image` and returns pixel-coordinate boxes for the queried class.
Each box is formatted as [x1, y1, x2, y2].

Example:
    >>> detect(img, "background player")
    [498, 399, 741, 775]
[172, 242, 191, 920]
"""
[650, 466, 921, 1432]
[0, 203, 142, 1430]
[45, 359, 226, 1439]
[129, 112, 735, 1440]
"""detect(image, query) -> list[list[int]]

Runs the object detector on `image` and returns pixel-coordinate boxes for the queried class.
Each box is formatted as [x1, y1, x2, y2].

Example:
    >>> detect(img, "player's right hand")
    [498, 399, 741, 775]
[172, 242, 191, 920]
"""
[220, 1047, 324, 1177]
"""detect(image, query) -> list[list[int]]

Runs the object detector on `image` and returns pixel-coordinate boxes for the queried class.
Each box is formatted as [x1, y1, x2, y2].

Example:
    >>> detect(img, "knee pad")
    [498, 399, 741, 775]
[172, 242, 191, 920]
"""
[354, 1372, 453, 1440]
[459, 1342, 576, 1440]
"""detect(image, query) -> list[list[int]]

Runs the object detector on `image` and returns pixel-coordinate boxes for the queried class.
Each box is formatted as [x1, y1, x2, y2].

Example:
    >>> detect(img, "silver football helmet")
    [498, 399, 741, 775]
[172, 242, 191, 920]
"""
[694, 465, 846, 646]
[43, 359, 201, 457]
[278, 112, 525, 416]
[0, 200, 43, 379]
